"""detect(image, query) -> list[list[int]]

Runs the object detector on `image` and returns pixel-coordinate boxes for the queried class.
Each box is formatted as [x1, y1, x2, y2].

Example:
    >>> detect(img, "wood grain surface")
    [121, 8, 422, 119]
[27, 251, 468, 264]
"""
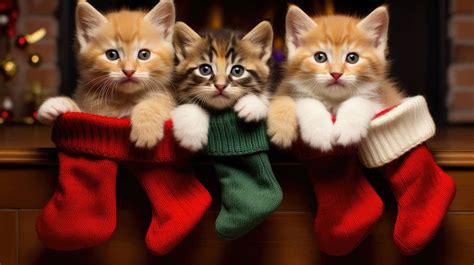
[0, 125, 472, 265]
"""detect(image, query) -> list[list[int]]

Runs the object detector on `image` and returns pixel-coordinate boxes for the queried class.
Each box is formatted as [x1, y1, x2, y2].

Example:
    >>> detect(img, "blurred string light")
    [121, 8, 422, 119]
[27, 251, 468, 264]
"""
[1, 58, 16, 78]
[29, 54, 41, 66]
[0, 14, 9, 25]
[15, 27, 46, 48]
[3, 28, 45, 79]
[0, 97, 13, 124]
[1, 24, 48, 124]
[25, 27, 46, 43]
[208, 4, 223, 29]
[325, 0, 335, 15]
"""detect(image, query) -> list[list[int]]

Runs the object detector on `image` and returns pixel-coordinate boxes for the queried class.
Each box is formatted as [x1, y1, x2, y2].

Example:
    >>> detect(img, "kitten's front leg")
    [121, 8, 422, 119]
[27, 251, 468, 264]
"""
[130, 95, 174, 149]
[37, 96, 81, 124]
[267, 96, 298, 148]
[234, 94, 269, 122]
[296, 98, 333, 151]
[171, 103, 209, 152]
[332, 96, 379, 146]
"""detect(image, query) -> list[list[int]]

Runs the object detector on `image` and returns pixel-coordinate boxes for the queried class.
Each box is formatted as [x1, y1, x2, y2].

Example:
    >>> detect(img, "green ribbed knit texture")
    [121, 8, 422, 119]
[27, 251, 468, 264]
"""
[214, 153, 282, 240]
[205, 110, 269, 156]
[203, 109, 281, 239]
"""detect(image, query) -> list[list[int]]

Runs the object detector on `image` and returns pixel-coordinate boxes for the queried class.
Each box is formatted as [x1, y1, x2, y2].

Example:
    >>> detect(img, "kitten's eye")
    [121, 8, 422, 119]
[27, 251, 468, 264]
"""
[138, 49, 151, 60]
[346, 53, 359, 64]
[199, 64, 213, 76]
[230, 65, 245, 77]
[105, 49, 120, 61]
[314, 52, 327, 63]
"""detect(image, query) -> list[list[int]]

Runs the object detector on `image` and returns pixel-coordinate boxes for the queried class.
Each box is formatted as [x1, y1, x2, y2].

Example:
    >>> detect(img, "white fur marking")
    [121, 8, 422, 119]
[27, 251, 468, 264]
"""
[171, 104, 209, 152]
[332, 96, 379, 146]
[37, 97, 78, 125]
[296, 98, 333, 151]
[234, 94, 269, 122]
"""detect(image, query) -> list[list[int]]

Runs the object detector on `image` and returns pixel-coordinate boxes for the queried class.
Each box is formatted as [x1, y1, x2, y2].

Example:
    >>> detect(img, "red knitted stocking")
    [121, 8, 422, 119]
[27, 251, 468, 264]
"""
[37, 114, 211, 254]
[36, 152, 117, 250]
[308, 152, 383, 256]
[129, 163, 211, 255]
[381, 144, 456, 255]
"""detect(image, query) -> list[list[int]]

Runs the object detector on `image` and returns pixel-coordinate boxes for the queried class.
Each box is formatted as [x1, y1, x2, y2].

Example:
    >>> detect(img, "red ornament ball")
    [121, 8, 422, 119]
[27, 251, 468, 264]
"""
[15, 35, 28, 48]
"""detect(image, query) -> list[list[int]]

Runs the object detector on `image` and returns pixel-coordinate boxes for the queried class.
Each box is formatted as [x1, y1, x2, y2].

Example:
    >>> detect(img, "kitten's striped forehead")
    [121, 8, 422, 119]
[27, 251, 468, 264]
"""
[200, 30, 242, 64]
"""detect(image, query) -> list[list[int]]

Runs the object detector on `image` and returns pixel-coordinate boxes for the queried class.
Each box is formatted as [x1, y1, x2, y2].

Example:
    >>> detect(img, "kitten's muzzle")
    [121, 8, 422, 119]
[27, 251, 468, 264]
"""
[330, 72, 342, 80]
[328, 72, 345, 87]
[214, 84, 228, 94]
[122, 69, 136, 78]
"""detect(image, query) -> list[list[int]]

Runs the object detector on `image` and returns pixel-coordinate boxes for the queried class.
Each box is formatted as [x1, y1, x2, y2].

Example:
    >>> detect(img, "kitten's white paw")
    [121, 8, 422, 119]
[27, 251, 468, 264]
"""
[37, 97, 78, 125]
[331, 97, 376, 146]
[332, 118, 369, 146]
[296, 98, 333, 152]
[130, 120, 164, 149]
[171, 104, 209, 152]
[234, 94, 269, 122]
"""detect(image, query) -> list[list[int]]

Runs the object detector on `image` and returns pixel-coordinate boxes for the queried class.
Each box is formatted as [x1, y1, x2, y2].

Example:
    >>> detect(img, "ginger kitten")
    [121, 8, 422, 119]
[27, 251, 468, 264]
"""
[37, 0, 176, 148]
[268, 5, 404, 150]
[171, 21, 274, 151]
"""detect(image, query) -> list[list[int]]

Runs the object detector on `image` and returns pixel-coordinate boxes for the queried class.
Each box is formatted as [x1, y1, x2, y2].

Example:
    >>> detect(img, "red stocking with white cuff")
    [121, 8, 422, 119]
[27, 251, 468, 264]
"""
[359, 96, 456, 255]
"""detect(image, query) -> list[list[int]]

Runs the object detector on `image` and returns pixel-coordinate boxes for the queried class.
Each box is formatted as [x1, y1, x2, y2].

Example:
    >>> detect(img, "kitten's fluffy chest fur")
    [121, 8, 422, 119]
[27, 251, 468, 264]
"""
[74, 86, 151, 118]
[286, 79, 384, 114]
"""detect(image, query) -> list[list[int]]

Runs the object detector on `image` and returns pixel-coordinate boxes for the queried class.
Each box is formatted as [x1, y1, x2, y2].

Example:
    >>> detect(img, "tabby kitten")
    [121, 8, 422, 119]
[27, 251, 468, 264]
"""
[268, 5, 404, 150]
[171, 21, 274, 151]
[37, 0, 176, 148]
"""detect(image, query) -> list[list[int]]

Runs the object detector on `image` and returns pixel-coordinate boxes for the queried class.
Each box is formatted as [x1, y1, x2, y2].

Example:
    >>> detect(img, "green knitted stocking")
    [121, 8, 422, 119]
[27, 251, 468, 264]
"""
[214, 153, 282, 239]
[205, 110, 282, 239]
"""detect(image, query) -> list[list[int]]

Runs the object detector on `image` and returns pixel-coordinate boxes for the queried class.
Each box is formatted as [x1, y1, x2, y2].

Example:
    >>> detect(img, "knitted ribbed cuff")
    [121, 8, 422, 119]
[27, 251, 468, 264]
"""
[205, 110, 269, 156]
[52, 112, 186, 163]
[358, 96, 436, 168]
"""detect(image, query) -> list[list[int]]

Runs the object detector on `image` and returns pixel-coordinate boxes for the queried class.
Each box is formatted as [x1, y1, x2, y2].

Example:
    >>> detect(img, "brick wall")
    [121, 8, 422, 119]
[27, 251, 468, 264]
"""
[448, 0, 474, 123]
[10, 0, 59, 117]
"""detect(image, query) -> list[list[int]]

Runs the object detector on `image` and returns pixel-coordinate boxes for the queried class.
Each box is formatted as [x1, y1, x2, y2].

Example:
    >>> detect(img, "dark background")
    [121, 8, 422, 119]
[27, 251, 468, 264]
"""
[57, 0, 449, 124]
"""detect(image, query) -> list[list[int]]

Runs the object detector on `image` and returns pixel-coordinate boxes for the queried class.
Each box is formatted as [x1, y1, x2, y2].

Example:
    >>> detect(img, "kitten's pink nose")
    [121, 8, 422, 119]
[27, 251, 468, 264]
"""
[330, 72, 342, 80]
[122, 69, 135, 78]
[215, 84, 227, 92]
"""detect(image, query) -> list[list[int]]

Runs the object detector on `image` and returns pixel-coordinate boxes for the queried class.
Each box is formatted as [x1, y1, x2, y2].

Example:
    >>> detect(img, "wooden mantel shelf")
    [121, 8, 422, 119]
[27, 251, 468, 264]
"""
[0, 125, 473, 264]
[0, 125, 473, 167]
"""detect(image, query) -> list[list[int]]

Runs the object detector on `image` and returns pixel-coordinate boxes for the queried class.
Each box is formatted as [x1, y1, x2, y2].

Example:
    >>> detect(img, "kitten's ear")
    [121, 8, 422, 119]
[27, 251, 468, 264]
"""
[357, 6, 389, 52]
[243, 21, 274, 61]
[76, 1, 107, 46]
[173, 22, 201, 61]
[286, 5, 317, 56]
[144, 0, 176, 42]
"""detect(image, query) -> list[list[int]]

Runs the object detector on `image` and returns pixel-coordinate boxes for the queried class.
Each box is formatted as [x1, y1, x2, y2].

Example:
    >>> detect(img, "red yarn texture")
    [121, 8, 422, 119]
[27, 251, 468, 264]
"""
[293, 142, 383, 256]
[36, 112, 211, 255]
[36, 152, 118, 250]
[51, 112, 185, 162]
[381, 144, 455, 255]
[293, 106, 455, 256]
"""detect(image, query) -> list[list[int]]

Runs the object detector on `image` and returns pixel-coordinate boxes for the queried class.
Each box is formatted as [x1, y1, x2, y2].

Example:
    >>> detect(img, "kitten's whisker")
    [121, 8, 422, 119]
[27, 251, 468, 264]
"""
[144, 78, 169, 96]
[83, 76, 110, 100]
[96, 79, 114, 111]
[80, 74, 109, 88]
